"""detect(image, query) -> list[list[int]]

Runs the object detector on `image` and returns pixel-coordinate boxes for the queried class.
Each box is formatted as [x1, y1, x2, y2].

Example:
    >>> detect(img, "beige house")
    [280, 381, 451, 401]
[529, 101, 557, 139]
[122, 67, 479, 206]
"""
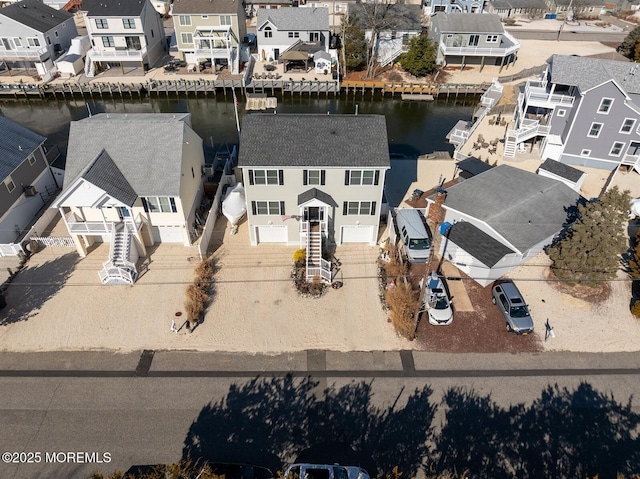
[52, 113, 206, 285]
[172, 0, 247, 74]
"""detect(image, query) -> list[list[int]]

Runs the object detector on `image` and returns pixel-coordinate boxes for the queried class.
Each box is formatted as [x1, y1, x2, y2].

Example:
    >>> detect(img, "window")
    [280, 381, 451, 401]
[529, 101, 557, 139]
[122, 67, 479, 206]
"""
[102, 36, 115, 48]
[28, 155, 36, 165]
[620, 118, 636, 134]
[54, 31, 59, 38]
[610, 142, 625, 157]
[253, 201, 284, 215]
[334, 3, 343, 12]
[309, 32, 319, 42]
[587, 122, 603, 138]
[142, 196, 177, 213]
[95, 18, 108, 29]
[201, 15, 208, 19]
[181, 33, 193, 44]
[250, 169, 282, 185]
[123, 18, 136, 29]
[486, 34, 499, 43]
[13, 37, 21, 47]
[220, 15, 232, 26]
[47, 36, 51, 45]
[580, 149, 591, 156]
[346, 169, 378, 185]
[27, 37, 40, 47]
[264, 26, 272, 38]
[288, 32, 300, 38]
[557, 109, 566, 117]
[344, 201, 376, 215]
[303, 169, 324, 185]
[4, 176, 15, 193]
[598, 98, 613, 113]
[178, 15, 191, 26]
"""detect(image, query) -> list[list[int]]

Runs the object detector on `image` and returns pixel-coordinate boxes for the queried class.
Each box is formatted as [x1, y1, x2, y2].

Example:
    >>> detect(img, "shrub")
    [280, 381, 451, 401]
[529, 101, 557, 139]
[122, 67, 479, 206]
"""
[383, 244, 407, 281]
[385, 281, 420, 340]
[293, 249, 306, 263]
[631, 299, 640, 318]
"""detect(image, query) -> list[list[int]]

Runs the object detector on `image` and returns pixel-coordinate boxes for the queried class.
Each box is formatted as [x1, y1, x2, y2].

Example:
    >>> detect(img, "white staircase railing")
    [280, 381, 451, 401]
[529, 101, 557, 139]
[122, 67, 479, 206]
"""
[99, 222, 137, 285]
[380, 45, 408, 67]
[85, 50, 95, 77]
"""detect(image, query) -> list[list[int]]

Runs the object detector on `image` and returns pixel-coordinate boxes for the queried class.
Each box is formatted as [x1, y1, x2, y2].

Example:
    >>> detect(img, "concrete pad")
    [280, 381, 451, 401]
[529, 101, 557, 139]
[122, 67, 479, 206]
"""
[0, 351, 139, 370]
[150, 351, 308, 371]
[440, 261, 473, 312]
[325, 351, 403, 371]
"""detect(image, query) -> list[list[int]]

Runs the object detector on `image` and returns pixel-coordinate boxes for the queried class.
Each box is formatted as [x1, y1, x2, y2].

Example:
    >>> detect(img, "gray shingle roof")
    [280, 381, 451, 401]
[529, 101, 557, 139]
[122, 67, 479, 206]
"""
[489, 0, 547, 9]
[239, 114, 390, 168]
[82, 0, 146, 17]
[433, 12, 504, 34]
[257, 7, 329, 31]
[82, 150, 138, 206]
[555, 0, 603, 5]
[0, 115, 45, 180]
[456, 157, 493, 177]
[538, 158, 584, 183]
[172, 0, 241, 15]
[347, 3, 422, 32]
[447, 221, 515, 267]
[298, 188, 337, 206]
[0, 0, 72, 33]
[549, 54, 640, 94]
[63, 113, 193, 198]
[440, 165, 581, 253]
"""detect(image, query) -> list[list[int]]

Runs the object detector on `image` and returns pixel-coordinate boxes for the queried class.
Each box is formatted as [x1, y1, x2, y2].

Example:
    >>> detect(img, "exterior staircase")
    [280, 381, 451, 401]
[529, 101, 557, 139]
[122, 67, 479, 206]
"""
[85, 51, 95, 77]
[98, 223, 138, 285]
[303, 222, 331, 283]
[380, 45, 408, 67]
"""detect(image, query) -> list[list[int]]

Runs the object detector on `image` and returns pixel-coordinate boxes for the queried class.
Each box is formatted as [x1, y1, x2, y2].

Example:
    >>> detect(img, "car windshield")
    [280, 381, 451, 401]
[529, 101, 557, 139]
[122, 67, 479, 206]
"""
[510, 305, 530, 318]
[434, 297, 449, 310]
[333, 467, 348, 479]
[409, 238, 430, 250]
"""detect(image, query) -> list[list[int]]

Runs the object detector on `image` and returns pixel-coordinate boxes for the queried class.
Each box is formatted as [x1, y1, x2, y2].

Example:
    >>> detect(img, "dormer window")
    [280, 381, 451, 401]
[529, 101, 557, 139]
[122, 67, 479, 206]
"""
[264, 26, 272, 38]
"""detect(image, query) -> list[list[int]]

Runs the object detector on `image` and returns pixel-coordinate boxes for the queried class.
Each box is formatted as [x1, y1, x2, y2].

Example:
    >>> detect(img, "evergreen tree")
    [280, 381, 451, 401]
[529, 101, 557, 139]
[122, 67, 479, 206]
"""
[548, 186, 630, 286]
[397, 34, 438, 77]
[342, 16, 367, 72]
[618, 26, 640, 60]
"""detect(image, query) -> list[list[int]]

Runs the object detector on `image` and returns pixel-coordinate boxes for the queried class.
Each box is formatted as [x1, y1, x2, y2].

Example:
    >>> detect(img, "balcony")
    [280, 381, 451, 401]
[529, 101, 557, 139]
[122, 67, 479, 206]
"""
[524, 83, 574, 108]
[89, 46, 147, 62]
[439, 30, 520, 58]
[0, 46, 49, 60]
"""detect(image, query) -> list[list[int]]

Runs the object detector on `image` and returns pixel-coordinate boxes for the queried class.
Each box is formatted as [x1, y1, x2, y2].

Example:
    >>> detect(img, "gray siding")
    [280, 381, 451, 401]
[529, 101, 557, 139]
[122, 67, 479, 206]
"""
[0, 147, 48, 218]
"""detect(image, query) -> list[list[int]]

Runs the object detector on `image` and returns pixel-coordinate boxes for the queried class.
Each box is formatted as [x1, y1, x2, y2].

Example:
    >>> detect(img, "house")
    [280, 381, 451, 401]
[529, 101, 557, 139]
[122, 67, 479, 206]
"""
[347, 3, 422, 68]
[239, 114, 389, 281]
[507, 54, 640, 172]
[246, 0, 295, 20]
[537, 158, 585, 192]
[172, 0, 247, 74]
[0, 117, 59, 255]
[423, 0, 484, 15]
[426, 165, 581, 286]
[81, 0, 166, 77]
[428, 12, 520, 70]
[300, 0, 354, 33]
[484, 0, 549, 19]
[547, 0, 606, 18]
[0, 0, 77, 80]
[256, 7, 329, 62]
[52, 113, 206, 285]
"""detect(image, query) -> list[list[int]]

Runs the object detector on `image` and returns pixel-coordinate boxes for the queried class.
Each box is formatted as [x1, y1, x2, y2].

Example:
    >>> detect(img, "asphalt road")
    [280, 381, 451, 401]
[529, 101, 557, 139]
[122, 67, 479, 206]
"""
[0, 350, 639, 479]
[509, 28, 627, 42]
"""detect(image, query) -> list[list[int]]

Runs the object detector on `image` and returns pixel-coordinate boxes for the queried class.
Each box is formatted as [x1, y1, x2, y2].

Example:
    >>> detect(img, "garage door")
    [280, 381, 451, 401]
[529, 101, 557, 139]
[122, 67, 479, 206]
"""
[151, 226, 184, 243]
[256, 225, 288, 243]
[341, 225, 374, 243]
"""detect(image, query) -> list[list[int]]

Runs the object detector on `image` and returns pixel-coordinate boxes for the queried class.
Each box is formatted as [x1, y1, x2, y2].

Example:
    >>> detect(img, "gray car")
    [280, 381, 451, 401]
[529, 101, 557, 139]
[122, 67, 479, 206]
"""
[284, 464, 370, 479]
[491, 281, 534, 335]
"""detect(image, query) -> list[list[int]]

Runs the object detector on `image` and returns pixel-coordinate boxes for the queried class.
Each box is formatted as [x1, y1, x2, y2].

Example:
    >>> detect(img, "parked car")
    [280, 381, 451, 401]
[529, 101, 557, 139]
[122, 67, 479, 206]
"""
[422, 272, 453, 325]
[395, 208, 431, 263]
[491, 281, 534, 334]
[284, 464, 370, 479]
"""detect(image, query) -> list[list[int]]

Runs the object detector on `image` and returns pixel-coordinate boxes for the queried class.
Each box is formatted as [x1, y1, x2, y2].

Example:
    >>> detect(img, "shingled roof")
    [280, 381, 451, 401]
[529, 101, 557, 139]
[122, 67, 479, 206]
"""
[446, 221, 515, 267]
[239, 114, 390, 168]
[257, 7, 329, 31]
[82, 0, 146, 17]
[347, 3, 422, 32]
[549, 54, 640, 94]
[0, 116, 45, 180]
[81, 150, 138, 206]
[0, 0, 72, 33]
[172, 0, 241, 15]
[432, 12, 504, 34]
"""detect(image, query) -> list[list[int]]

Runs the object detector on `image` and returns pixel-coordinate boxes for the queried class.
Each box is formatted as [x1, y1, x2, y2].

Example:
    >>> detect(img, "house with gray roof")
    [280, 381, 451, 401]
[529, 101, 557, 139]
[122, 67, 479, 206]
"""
[506, 54, 640, 172]
[484, 0, 549, 19]
[548, 0, 606, 17]
[0, 116, 59, 254]
[347, 3, 422, 67]
[423, 0, 484, 15]
[0, 0, 77, 80]
[52, 113, 206, 285]
[426, 164, 581, 286]
[239, 113, 389, 281]
[256, 7, 329, 61]
[428, 12, 520, 69]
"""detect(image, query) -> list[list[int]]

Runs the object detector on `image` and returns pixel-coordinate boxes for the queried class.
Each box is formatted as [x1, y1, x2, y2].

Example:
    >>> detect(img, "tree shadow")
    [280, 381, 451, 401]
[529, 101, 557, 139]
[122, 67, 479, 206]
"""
[0, 251, 77, 325]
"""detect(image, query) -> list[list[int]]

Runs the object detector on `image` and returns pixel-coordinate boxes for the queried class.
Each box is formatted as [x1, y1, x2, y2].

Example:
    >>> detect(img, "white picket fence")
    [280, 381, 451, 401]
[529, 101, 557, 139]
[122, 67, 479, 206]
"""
[30, 236, 76, 248]
[197, 175, 235, 260]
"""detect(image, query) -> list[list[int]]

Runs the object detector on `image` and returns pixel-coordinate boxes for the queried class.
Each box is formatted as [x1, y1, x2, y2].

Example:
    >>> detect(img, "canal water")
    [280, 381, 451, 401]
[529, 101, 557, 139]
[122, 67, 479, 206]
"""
[0, 95, 475, 205]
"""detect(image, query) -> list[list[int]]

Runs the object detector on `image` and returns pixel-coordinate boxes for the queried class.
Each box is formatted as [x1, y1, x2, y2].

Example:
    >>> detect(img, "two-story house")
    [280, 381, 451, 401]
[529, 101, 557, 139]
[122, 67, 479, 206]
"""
[256, 7, 329, 61]
[428, 12, 520, 70]
[508, 54, 640, 172]
[0, 0, 77, 80]
[81, 0, 165, 77]
[0, 116, 59, 255]
[300, 0, 353, 33]
[172, 0, 247, 74]
[347, 3, 422, 68]
[423, 0, 484, 15]
[52, 113, 206, 285]
[239, 114, 389, 282]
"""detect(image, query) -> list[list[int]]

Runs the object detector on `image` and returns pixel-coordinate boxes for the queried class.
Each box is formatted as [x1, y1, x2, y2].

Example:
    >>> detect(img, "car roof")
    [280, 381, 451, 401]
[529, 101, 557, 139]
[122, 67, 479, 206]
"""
[496, 281, 523, 299]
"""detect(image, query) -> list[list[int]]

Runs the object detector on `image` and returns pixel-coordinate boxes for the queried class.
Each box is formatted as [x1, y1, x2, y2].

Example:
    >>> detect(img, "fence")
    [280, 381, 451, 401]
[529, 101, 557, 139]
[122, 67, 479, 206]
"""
[197, 175, 235, 260]
[497, 64, 546, 84]
[30, 236, 75, 248]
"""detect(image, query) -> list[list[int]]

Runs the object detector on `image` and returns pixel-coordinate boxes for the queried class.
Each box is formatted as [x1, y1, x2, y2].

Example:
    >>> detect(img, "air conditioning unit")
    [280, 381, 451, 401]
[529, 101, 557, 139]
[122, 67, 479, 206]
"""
[203, 165, 215, 177]
[24, 185, 37, 196]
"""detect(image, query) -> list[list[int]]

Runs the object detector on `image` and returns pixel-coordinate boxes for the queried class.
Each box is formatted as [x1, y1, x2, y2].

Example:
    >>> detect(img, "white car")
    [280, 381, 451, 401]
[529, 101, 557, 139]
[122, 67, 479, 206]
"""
[284, 464, 370, 479]
[422, 272, 453, 325]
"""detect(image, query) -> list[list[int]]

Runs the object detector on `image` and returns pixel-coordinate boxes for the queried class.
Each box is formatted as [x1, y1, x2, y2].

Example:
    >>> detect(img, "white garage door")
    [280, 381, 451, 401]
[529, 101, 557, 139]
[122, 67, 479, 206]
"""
[256, 225, 288, 243]
[341, 225, 374, 243]
[151, 226, 184, 243]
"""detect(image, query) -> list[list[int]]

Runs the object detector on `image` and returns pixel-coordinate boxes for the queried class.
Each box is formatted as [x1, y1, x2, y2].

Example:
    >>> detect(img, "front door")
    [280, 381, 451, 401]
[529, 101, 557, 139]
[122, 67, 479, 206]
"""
[274, 48, 279, 60]
[306, 206, 324, 222]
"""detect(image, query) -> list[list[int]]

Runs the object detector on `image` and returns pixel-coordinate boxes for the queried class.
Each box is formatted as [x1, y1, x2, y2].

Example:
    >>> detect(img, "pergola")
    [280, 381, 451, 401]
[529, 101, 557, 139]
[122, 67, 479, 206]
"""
[280, 51, 310, 73]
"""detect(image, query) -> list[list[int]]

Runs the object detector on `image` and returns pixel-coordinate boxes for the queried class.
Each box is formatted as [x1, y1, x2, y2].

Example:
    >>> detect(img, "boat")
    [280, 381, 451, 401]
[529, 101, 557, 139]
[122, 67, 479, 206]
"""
[222, 183, 247, 234]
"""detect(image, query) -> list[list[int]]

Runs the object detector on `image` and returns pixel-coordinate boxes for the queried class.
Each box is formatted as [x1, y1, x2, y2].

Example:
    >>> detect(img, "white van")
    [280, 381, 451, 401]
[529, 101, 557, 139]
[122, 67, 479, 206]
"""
[395, 208, 431, 263]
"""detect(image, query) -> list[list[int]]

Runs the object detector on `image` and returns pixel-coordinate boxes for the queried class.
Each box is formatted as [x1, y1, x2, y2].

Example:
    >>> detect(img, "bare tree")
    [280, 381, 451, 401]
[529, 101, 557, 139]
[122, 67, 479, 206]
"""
[349, 0, 396, 79]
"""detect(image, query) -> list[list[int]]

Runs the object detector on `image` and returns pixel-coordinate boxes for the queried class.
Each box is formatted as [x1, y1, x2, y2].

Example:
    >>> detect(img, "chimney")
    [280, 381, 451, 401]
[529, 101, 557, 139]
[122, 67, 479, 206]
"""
[427, 187, 447, 226]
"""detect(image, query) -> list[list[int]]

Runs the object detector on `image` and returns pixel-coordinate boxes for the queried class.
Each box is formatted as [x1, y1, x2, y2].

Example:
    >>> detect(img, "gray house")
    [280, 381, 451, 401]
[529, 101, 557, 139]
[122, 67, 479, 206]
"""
[507, 54, 640, 172]
[239, 114, 389, 281]
[428, 12, 519, 69]
[0, 116, 59, 254]
[423, 0, 484, 14]
[256, 7, 329, 61]
[426, 164, 581, 286]
[0, 0, 77, 80]
[484, 0, 549, 19]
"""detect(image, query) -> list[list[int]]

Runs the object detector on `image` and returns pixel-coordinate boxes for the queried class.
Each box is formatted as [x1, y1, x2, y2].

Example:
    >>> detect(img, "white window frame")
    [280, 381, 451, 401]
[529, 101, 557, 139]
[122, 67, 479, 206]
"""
[598, 97, 613, 114]
[620, 118, 636, 134]
[255, 201, 283, 215]
[95, 18, 108, 29]
[557, 109, 566, 117]
[123, 18, 136, 29]
[102, 36, 115, 48]
[178, 15, 192, 26]
[144, 196, 177, 213]
[28, 155, 36, 166]
[181, 33, 193, 44]
[220, 15, 232, 26]
[587, 122, 603, 138]
[4, 176, 15, 193]
[27, 37, 40, 47]
[307, 169, 321, 185]
[264, 27, 272, 38]
[580, 149, 591, 156]
[13, 37, 22, 47]
[610, 141, 625, 157]
[486, 34, 499, 43]
[253, 169, 279, 185]
[348, 170, 375, 185]
[346, 201, 374, 215]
